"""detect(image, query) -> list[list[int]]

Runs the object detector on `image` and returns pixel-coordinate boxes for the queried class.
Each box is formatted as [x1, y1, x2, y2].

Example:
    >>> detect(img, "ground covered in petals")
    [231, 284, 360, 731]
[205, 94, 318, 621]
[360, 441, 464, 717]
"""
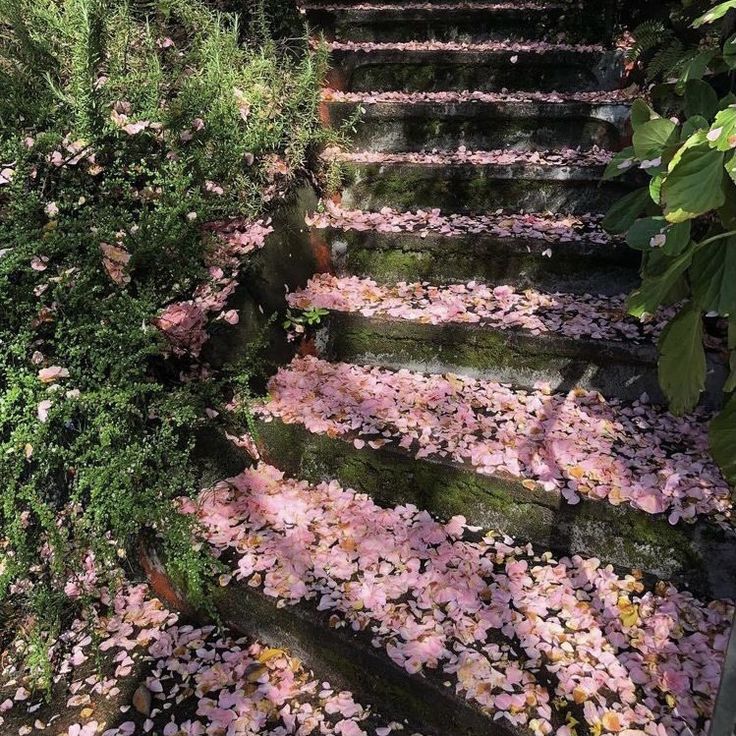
[186, 463, 734, 736]
[321, 88, 637, 104]
[259, 356, 732, 522]
[306, 203, 615, 244]
[324, 39, 605, 53]
[288, 275, 671, 343]
[0, 583, 396, 736]
[324, 147, 613, 166]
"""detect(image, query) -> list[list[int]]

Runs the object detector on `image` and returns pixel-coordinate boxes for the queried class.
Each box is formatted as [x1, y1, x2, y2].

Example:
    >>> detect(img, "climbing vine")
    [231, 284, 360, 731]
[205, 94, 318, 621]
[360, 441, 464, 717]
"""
[603, 0, 736, 485]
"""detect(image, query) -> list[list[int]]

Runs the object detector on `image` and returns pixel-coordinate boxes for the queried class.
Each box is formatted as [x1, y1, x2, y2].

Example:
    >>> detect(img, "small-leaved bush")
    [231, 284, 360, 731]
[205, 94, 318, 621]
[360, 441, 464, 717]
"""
[0, 0, 328, 683]
[603, 0, 736, 486]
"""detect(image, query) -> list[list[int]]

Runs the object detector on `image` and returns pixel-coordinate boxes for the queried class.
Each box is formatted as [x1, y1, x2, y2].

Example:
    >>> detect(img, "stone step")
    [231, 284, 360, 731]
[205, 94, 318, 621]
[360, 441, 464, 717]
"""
[185, 462, 734, 736]
[307, 204, 640, 295]
[254, 357, 736, 597]
[305, 2, 607, 43]
[287, 273, 677, 400]
[321, 91, 632, 152]
[334, 149, 630, 214]
[324, 42, 624, 93]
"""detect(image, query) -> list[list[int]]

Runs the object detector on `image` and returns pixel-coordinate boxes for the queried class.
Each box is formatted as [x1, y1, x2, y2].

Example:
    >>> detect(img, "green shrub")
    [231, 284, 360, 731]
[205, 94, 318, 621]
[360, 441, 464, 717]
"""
[0, 0, 328, 683]
[604, 0, 736, 486]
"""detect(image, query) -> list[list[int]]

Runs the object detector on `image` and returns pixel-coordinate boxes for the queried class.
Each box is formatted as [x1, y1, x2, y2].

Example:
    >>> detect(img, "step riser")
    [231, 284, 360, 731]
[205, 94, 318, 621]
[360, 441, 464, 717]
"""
[323, 229, 641, 295]
[256, 417, 736, 599]
[307, 9, 608, 43]
[321, 312, 665, 401]
[340, 163, 630, 214]
[324, 102, 628, 152]
[327, 50, 623, 93]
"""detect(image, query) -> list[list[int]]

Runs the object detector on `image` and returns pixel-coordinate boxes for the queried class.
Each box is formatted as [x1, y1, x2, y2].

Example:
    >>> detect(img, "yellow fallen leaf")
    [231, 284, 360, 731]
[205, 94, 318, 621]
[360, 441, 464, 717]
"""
[257, 648, 286, 664]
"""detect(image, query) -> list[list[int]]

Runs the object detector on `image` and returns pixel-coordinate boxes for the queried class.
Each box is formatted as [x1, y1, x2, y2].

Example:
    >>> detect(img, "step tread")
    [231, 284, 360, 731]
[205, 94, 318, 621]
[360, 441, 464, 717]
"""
[189, 462, 733, 736]
[307, 204, 616, 246]
[259, 356, 732, 524]
[289, 274, 666, 345]
[326, 39, 605, 52]
[305, 1, 563, 10]
[327, 146, 614, 167]
[322, 88, 636, 105]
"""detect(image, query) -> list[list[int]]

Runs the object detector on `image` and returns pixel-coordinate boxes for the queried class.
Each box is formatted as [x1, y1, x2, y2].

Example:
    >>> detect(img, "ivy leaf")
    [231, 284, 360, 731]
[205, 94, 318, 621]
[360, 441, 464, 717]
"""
[627, 218, 691, 255]
[601, 187, 652, 235]
[658, 302, 706, 415]
[705, 106, 736, 151]
[710, 394, 736, 485]
[690, 237, 736, 315]
[603, 146, 636, 180]
[628, 247, 694, 317]
[631, 98, 657, 130]
[661, 144, 726, 222]
[632, 118, 678, 160]
[693, 1, 736, 28]
[685, 79, 719, 120]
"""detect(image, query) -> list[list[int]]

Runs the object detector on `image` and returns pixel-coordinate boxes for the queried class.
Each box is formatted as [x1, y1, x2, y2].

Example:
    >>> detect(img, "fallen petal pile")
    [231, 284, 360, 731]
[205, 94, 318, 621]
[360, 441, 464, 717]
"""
[288, 274, 672, 343]
[187, 463, 734, 736]
[321, 88, 637, 105]
[306, 203, 616, 244]
[259, 356, 732, 522]
[324, 147, 613, 166]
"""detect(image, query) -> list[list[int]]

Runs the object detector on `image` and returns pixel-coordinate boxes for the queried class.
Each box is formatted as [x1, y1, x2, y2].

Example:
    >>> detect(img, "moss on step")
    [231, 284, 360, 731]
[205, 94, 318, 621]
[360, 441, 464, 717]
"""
[328, 230, 640, 295]
[256, 418, 736, 599]
[324, 313, 661, 402]
[340, 162, 630, 214]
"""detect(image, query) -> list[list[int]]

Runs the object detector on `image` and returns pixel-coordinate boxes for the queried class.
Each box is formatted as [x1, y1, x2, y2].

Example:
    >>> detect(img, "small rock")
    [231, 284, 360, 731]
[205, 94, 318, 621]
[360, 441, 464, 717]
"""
[132, 684, 152, 716]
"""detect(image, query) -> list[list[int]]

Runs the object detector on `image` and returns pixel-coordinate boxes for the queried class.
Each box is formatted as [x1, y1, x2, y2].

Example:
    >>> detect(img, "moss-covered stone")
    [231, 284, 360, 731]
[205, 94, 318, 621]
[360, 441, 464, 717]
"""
[340, 162, 631, 214]
[256, 418, 736, 599]
[328, 229, 640, 296]
[324, 313, 661, 402]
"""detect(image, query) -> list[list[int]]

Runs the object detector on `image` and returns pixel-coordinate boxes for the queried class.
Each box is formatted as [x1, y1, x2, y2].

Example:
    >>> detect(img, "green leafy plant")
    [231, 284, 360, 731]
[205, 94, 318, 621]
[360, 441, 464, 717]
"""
[604, 0, 736, 485]
[0, 0, 328, 688]
[283, 306, 330, 341]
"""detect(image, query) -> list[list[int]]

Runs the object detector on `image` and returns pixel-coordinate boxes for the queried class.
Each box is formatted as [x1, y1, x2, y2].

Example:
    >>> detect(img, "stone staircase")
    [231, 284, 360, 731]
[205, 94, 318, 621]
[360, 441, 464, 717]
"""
[184, 3, 736, 735]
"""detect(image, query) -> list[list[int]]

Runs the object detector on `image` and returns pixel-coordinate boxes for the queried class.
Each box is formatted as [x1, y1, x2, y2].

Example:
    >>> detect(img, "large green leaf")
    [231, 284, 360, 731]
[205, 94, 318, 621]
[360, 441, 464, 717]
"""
[658, 302, 706, 415]
[601, 187, 651, 235]
[690, 237, 736, 314]
[706, 106, 736, 151]
[682, 115, 710, 140]
[685, 79, 719, 120]
[603, 146, 636, 181]
[631, 98, 657, 130]
[724, 33, 736, 69]
[628, 247, 694, 317]
[662, 144, 726, 222]
[693, 1, 736, 28]
[632, 118, 678, 160]
[710, 394, 736, 485]
[676, 50, 718, 89]
[626, 217, 691, 255]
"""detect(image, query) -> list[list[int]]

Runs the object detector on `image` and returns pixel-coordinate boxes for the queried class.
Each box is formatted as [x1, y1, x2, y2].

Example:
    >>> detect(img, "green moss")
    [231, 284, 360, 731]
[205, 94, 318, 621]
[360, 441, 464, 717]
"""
[256, 418, 735, 596]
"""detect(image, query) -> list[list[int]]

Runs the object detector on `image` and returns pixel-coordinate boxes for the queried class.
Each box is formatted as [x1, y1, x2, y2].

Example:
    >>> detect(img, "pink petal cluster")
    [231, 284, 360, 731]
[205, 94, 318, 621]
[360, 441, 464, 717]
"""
[288, 275, 672, 343]
[322, 88, 637, 104]
[306, 2, 562, 10]
[324, 146, 613, 167]
[188, 463, 734, 736]
[153, 302, 209, 357]
[3, 580, 392, 736]
[259, 357, 733, 522]
[325, 39, 605, 53]
[306, 202, 615, 244]
[154, 219, 272, 357]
